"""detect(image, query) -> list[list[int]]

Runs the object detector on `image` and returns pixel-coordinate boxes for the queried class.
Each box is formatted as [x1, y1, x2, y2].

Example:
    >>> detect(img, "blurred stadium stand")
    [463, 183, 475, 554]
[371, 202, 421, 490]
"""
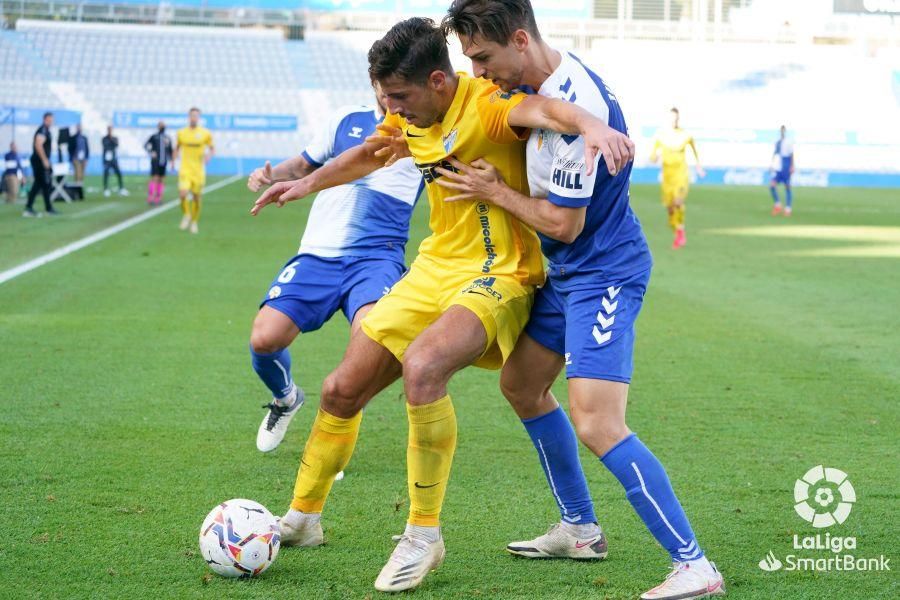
[1, 0, 898, 186]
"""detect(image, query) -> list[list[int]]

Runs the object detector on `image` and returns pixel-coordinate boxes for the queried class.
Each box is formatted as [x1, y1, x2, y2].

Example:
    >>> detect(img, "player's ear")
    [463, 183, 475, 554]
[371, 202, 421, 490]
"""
[428, 70, 448, 92]
[512, 30, 529, 53]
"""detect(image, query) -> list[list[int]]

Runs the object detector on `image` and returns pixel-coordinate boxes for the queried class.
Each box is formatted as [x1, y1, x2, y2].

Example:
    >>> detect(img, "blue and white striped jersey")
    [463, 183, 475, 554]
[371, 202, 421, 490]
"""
[773, 138, 794, 175]
[525, 52, 652, 289]
[298, 105, 423, 260]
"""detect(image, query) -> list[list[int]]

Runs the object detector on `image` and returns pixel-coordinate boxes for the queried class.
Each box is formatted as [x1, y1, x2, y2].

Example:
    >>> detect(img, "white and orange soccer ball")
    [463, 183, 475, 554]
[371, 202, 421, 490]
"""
[199, 499, 280, 578]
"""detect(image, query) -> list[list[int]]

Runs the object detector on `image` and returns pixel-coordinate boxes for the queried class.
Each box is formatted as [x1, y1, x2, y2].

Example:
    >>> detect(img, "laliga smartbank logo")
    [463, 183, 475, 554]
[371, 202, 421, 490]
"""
[758, 465, 890, 573]
[793, 465, 855, 528]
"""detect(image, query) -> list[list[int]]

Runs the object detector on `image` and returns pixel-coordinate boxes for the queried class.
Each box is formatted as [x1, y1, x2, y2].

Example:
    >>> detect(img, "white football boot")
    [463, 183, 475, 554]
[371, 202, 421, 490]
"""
[507, 522, 608, 560]
[278, 511, 324, 547]
[374, 533, 445, 592]
[189, 221, 199, 234]
[179, 213, 191, 230]
[256, 386, 304, 452]
[641, 559, 725, 599]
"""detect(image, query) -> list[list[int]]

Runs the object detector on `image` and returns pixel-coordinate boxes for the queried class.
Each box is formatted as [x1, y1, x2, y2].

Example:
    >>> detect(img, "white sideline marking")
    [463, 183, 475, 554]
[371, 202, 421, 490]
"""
[70, 202, 120, 219]
[0, 174, 243, 285]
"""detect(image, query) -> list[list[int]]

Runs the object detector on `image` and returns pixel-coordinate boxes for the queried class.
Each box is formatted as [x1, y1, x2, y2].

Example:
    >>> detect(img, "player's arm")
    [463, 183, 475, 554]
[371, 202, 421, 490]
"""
[247, 155, 318, 192]
[649, 138, 660, 163]
[34, 133, 49, 167]
[688, 138, 705, 178]
[250, 141, 388, 216]
[790, 153, 795, 174]
[436, 157, 586, 243]
[507, 95, 634, 176]
[205, 136, 215, 164]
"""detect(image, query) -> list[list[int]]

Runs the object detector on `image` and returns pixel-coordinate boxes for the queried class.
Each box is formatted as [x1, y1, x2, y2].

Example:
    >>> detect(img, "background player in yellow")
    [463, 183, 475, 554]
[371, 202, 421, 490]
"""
[173, 107, 214, 234]
[251, 17, 632, 594]
[650, 107, 704, 249]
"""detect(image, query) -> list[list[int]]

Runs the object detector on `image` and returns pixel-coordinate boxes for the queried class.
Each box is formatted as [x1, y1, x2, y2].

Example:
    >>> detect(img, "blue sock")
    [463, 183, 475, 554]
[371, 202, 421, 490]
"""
[250, 347, 294, 400]
[522, 406, 597, 525]
[601, 433, 702, 562]
[769, 186, 780, 204]
[785, 187, 793, 208]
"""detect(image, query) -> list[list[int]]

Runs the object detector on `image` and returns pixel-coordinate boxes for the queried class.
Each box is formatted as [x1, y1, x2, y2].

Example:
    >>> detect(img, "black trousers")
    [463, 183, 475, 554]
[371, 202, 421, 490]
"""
[103, 160, 123, 190]
[26, 160, 52, 212]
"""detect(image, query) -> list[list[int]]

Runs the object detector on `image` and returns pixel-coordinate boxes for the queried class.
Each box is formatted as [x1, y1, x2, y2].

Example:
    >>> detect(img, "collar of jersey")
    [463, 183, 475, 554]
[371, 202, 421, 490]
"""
[438, 72, 471, 136]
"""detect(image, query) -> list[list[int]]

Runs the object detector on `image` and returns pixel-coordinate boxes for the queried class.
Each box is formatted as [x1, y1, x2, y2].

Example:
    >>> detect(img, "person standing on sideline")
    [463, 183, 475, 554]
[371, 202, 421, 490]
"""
[24, 112, 58, 217]
[68, 123, 89, 200]
[144, 121, 173, 206]
[102, 126, 129, 198]
[4, 141, 25, 204]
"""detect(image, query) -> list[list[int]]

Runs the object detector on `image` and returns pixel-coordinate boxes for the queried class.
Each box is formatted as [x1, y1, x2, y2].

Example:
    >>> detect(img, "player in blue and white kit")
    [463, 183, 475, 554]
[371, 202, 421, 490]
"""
[770, 125, 795, 216]
[440, 2, 724, 599]
[246, 91, 422, 454]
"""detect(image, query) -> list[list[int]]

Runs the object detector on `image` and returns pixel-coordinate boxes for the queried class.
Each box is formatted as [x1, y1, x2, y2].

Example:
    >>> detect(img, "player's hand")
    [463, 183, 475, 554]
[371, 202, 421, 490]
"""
[581, 120, 634, 177]
[365, 125, 411, 167]
[435, 157, 504, 202]
[250, 179, 307, 216]
[696, 166, 706, 179]
[248, 161, 274, 192]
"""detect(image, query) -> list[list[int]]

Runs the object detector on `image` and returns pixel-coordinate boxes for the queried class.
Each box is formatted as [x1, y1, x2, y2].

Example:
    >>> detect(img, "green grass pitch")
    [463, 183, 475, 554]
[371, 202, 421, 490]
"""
[0, 177, 897, 599]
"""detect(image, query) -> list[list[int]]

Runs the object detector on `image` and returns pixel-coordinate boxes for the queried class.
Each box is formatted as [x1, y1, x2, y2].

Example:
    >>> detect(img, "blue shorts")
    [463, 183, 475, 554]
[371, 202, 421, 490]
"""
[525, 269, 651, 382]
[772, 171, 791, 185]
[260, 254, 406, 333]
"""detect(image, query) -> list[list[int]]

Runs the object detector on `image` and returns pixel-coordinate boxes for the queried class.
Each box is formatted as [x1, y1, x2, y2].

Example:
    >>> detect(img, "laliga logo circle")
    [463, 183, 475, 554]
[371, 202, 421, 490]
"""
[793, 465, 856, 528]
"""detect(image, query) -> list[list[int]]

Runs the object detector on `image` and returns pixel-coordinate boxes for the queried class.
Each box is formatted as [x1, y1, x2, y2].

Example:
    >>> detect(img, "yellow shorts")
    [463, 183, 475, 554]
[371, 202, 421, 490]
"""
[361, 259, 535, 370]
[178, 170, 205, 196]
[661, 171, 688, 206]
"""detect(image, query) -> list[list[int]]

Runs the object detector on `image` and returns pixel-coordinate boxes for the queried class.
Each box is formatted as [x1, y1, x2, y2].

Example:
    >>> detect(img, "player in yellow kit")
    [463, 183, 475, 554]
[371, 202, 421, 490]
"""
[250, 18, 632, 594]
[650, 107, 704, 249]
[174, 107, 214, 234]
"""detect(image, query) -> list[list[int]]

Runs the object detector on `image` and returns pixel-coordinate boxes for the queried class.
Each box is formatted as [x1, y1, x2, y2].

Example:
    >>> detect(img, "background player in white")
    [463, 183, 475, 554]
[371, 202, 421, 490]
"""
[246, 88, 422, 455]
[770, 125, 795, 216]
[439, 2, 724, 599]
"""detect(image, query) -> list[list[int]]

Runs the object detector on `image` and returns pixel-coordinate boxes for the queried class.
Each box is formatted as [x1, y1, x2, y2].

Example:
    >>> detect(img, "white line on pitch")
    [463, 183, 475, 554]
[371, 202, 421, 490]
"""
[69, 202, 121, 218]
[0, 174, 243, 286]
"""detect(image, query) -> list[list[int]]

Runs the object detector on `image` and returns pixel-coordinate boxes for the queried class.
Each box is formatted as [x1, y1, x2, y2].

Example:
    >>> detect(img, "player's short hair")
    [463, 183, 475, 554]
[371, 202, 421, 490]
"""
[42, 111, 53, 120]
[442, 0, 542, 46]
[189, 107, 201, 114]
[368, 17, 453, 85]
[670, 107, 679, 114]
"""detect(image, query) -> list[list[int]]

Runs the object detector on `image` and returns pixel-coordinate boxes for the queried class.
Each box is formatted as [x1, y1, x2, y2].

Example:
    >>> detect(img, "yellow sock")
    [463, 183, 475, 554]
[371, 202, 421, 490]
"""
[291, 408, 362, 513]
[667, 207, 678, 231]
[676, 204, 685, 229]
[180, 197, 189, 216]
[190, 197, 201, 222]
[407, 395, 457, 527]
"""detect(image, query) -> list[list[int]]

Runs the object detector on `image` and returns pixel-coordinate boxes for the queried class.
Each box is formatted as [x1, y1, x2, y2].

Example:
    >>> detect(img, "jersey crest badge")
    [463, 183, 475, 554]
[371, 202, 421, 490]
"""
[442, 129, 459, 154]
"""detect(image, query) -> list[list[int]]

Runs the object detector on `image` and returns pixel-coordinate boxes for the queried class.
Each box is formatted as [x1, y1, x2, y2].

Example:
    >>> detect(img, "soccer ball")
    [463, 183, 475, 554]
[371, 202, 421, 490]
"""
[198, 498, 280, 578]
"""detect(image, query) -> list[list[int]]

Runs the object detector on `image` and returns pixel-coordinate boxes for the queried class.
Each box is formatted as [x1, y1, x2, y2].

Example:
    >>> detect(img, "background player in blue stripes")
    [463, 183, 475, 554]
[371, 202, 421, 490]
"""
[770, 125, 795, 216]
[440, 2, 724, 598]
[246, 88, 422, 454]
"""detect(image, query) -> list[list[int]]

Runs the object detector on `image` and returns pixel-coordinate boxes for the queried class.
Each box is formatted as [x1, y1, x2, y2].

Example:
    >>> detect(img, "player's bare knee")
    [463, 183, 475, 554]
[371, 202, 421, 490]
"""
[320, 372, 366, 418]
[249, 317, 285, 354]
[499, 373, 541, 415]
[574, 418, 629, 456]
[402, 349, 447, 404]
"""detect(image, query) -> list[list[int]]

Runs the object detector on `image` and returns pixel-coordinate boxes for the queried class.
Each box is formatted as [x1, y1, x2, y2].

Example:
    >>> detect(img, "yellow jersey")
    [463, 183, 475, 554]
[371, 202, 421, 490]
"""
[176, 126, 213, 174]
[653, 127, 694, 175]
[383, 74, 544, 285]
